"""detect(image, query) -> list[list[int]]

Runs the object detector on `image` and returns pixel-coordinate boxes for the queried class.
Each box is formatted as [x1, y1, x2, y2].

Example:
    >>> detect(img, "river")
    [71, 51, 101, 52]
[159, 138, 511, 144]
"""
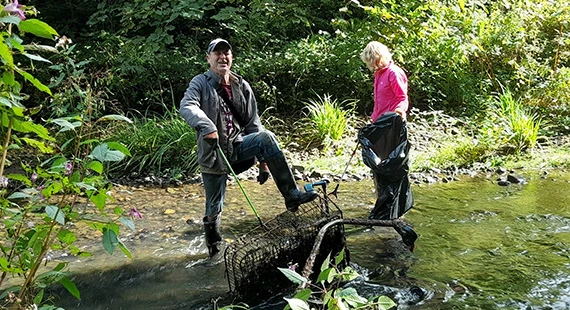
[45, 169, 570, 309]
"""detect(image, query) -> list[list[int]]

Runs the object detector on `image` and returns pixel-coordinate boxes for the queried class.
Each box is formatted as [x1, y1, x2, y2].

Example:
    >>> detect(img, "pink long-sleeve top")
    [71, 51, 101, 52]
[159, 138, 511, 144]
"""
[371, 61, 408, 122]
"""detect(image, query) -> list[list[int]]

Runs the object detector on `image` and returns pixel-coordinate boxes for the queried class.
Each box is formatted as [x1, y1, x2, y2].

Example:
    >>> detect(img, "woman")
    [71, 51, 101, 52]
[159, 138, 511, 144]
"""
[360, 41, 408, 122]
[359, 41, 413, 220]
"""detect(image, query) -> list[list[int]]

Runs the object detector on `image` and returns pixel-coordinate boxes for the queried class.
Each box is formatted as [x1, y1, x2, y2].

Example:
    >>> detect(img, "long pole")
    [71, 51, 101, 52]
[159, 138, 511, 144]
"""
[216, 147, 265, 227]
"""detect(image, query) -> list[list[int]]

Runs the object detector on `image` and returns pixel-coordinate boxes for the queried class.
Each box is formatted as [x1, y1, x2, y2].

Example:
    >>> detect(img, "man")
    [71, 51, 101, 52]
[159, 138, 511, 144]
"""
[179, 38, 318, 257]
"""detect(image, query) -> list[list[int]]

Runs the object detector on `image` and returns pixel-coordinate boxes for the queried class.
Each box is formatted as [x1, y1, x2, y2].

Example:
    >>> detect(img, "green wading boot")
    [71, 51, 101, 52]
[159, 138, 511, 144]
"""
[203, 215, 222, 257]
[265, 151, 318, 212]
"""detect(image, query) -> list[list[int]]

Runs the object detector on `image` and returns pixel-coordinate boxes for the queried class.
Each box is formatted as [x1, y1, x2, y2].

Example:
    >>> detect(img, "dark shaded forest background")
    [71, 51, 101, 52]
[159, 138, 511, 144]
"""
[29, 0, 569, 120]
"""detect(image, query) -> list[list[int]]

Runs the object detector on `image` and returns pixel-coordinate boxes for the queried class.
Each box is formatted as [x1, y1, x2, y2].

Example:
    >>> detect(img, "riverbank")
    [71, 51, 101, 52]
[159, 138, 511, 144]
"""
[111, 109, 570, 188]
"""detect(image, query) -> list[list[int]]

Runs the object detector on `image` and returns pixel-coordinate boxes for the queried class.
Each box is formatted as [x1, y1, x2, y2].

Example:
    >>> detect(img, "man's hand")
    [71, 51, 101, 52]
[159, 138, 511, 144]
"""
[257, 162, 270, 185]
[204, 131, 218, 145]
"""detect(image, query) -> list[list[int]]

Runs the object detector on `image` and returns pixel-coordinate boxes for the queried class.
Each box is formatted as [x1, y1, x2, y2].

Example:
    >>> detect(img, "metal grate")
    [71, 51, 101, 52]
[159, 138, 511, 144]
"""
[224, 195, 347, 303]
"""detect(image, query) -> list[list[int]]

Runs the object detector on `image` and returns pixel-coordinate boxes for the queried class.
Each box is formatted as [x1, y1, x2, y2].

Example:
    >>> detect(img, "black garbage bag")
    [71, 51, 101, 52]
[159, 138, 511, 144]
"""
[358, 112, 414, 220]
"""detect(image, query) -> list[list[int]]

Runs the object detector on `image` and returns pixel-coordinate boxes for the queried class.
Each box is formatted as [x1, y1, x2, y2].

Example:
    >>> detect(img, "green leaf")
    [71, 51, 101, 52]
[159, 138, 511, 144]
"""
[96, 114, 133, 123]
[23, 53, 52, 63]
[42, 181, 63, 198]
[292, 288, 312, 301]
[283, 298, 310, 310]
[18, 19, 59, 39]
[60, 277, 80, 300]
[57, 229, 76, 245]
[49, 118, 80, 132]
[120, 216, 135, 231]
[15, 68, 52, 95]
[7, 37, 24, 53]
[6, 173, 31, 186]
[85, 160, 104, 174]
[45, 205, 65, 225]
[79, 138, 100, 146]
[342, 292, 368, 307]
[317, 267, 337, 284]
[336, 287, 358, 298]
[21, 137, 55, 153]
[0, 16, 22, 25]
[320, 253, 331, 271]
[73, 182, 97, 191]
[102, 227, 118, 255]
[106, 141, 131, 157]
[53, 262, 67, 271]
[278, 267, 308, 284]
[89, 143, 126, 162]
[117, 240, 132, 259]
[2, 71, 16, 86]
[335, 249, 345, 266]
[340, 266, 359, 282]
[7, 191, 32, 200]
[10, 116, 54, 140]
[88, 190, 107, 211]
[376, 296, 397, 310]
[33, 289, 44, 305]
[0, 96, 13, 108]
[0, 41, 14, 68]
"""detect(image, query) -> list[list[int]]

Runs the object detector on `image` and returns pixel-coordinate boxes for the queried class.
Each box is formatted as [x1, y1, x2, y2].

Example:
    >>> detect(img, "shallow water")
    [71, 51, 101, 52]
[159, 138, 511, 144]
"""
[46, 170, 570, 309]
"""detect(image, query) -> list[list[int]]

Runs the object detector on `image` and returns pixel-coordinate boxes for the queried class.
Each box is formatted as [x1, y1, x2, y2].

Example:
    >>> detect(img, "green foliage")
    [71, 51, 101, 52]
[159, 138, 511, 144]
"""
[0, 4, 133, 308]
[300, 94, 355, 149]
[279, 249, 396, 310]
[481, 89, 541, 154]
[106, 108, 198, 176]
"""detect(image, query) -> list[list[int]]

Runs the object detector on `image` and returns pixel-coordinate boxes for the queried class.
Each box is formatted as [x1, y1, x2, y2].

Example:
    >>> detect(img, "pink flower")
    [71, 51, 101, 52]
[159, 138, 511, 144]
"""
[36, 185, 45, 199]
[129, 208, 142, 219]
[64, 162, 73, 176]
[31, 172, 38, 183]
[3, 0, 25, 20]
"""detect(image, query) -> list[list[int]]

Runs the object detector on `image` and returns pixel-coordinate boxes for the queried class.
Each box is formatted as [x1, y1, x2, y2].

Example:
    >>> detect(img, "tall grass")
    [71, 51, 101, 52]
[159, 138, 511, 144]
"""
[482, 89, 541, 154]
[301, 94, 355, 148]
[106, 108, 198, 177]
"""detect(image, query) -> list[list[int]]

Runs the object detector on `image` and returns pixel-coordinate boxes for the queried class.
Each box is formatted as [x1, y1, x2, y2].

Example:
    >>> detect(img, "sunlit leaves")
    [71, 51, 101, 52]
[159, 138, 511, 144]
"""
[85, 160, 104, 174]
[284, 298, 311, 310]
[18, 19, 59, 39]
[0, 6, 132, 308]
[15, 68, 52, 95]
[0, 40, 14, 67]
[57, 229, 76, 245]
[280, 249, 395, 309]
[278, 267, 308, 284]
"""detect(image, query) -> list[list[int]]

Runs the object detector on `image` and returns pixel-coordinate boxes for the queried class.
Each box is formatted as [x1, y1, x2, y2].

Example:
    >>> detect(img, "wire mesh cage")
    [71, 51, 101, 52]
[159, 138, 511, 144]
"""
[224, 195, 347, 303]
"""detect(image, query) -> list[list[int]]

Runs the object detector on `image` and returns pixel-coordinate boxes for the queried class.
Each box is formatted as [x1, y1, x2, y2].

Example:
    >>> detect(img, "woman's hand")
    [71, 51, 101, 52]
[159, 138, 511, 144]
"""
[395, 108, 407, 121]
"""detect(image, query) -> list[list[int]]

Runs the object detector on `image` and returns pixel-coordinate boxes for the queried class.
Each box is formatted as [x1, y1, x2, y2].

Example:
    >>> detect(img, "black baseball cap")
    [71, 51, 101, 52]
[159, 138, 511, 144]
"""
[207, 38, 232, 54]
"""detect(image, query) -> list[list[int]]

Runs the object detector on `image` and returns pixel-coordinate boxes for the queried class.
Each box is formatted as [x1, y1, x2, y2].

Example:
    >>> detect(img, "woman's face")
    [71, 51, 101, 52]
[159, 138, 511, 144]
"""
[207, 48, 233, 76]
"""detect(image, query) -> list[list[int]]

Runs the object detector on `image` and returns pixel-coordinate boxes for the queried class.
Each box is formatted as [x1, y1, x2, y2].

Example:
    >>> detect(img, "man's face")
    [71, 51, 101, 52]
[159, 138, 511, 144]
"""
[207, 47, 233, 76]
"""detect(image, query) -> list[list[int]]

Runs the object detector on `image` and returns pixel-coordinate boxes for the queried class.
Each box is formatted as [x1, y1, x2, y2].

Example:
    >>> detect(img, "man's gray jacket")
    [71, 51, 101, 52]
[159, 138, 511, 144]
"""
[179, 69, 263, 174]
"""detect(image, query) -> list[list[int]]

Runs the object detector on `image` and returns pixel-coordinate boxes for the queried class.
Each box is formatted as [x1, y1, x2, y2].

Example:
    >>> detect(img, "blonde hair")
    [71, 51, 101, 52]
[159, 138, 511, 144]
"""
[360, 41, 392, 71]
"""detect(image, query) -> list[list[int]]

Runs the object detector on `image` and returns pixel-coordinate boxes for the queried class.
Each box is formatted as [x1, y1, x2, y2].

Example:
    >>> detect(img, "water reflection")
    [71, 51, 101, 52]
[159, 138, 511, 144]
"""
[48, 171, 570, 309]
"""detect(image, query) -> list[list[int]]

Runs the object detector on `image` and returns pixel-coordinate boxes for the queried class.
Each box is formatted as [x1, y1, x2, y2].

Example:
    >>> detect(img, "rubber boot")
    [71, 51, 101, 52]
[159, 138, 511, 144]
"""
[203, 214, 222, 257]
[265, 151, 318, 212]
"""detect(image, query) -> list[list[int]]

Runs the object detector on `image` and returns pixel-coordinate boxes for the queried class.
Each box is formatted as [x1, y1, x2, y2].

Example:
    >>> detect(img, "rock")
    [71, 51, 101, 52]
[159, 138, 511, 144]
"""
[498, 180, 511, 186]
[507, 174, 526, 184]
